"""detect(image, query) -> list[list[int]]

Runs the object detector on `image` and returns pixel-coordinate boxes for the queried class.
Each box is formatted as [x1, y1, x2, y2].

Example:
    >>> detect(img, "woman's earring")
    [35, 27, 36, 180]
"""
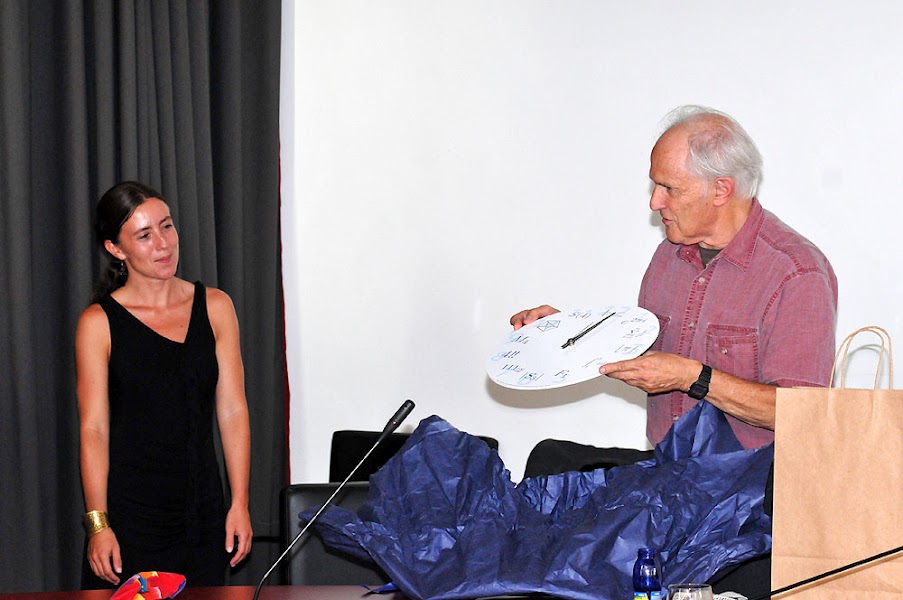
[118, 260, 127, 279]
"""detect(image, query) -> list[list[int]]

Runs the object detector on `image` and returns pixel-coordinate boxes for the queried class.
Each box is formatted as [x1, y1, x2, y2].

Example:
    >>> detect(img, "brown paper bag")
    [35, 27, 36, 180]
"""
[772, 326, 903, 598]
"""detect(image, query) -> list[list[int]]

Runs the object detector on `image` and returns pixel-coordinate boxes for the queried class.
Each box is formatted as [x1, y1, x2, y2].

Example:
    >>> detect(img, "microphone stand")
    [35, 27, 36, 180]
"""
[252, 399, 415, 600]
[749, 543, 903, 600]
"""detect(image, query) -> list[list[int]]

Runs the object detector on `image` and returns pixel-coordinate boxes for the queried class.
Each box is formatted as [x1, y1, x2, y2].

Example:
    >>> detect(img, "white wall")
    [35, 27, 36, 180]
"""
[280, 1, 903, 483]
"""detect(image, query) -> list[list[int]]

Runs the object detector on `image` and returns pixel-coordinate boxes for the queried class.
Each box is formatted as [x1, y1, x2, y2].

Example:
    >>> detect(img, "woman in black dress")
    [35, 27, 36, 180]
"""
[76, 182, 252, 587]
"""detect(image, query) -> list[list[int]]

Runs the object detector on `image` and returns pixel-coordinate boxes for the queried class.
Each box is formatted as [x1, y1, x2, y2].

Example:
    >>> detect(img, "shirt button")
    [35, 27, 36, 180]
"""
[698, 277, 706, 284]
[721, 348, 728, 354]
[672, 415, 680, 422]
[688, 321, 695, 329]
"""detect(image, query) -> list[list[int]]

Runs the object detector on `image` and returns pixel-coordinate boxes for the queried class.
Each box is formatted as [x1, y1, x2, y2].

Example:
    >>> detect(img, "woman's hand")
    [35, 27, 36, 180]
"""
[225, 505, 253, 567]
[87, 528, 122, 585]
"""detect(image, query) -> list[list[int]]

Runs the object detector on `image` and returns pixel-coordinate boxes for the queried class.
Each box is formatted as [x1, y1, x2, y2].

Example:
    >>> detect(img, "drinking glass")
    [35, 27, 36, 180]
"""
[667, 583, 714, 600]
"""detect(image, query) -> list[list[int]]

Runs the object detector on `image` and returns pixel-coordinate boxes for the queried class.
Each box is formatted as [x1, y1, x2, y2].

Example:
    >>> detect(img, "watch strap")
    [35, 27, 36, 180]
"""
[688, 363, 712, 400]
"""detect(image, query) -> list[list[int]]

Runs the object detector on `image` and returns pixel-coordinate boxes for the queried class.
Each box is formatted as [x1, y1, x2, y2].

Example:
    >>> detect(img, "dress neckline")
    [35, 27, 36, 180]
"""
[105, 283, 199, 345]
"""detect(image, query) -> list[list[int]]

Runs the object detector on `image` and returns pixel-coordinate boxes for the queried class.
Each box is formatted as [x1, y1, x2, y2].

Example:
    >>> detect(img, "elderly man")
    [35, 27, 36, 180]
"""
[511, 106, 838, 596]
[512, 105, 837, 449]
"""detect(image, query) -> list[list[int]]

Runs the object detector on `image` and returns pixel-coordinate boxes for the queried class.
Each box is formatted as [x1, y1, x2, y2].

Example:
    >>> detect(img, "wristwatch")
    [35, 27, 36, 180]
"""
[688, 364, 712, 400]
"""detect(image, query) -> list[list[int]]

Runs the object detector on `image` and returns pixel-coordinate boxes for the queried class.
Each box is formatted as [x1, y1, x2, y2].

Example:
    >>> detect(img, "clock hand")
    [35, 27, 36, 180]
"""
[561, 311, 615, 349]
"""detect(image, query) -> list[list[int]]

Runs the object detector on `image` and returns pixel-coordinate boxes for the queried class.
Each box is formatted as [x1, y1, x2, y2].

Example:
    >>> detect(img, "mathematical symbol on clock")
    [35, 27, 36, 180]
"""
[536, 319, 561, 332]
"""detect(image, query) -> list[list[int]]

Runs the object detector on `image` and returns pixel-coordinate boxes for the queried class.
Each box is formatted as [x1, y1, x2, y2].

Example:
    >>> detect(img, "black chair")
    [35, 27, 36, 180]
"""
[279, 482, 390, 585]
[329, 430, 499, 482]
[523, 438, 654, 478]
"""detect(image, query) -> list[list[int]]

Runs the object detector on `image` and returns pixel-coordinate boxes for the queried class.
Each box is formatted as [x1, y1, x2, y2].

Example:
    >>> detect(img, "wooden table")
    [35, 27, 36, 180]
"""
[0, 586, 406, 600]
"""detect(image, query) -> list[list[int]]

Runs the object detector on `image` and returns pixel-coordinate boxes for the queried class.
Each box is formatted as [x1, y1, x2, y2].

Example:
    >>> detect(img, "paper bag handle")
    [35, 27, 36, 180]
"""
[830, 325, 894, 389]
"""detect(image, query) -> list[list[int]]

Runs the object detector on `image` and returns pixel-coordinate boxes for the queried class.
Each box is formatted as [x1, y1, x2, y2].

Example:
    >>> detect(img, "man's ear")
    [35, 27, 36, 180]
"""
[104, 239, 125, 260]
[712, 177, 735, 207]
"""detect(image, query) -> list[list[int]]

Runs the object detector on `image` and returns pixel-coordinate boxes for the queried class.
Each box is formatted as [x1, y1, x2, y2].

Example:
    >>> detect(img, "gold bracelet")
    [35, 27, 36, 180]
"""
[82, 510, 110, 537]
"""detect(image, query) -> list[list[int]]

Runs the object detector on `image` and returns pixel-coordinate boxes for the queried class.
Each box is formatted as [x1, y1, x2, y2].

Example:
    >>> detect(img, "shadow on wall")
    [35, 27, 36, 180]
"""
[485, 374, 646, 411]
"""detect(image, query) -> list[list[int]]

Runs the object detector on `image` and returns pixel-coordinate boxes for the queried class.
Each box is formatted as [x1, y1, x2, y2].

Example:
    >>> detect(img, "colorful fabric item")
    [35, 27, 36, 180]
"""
[110, 571, 186, 600]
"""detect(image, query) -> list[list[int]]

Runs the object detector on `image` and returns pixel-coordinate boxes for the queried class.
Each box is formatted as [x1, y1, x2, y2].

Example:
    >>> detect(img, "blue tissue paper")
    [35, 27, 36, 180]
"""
[307, 401, 773, 600]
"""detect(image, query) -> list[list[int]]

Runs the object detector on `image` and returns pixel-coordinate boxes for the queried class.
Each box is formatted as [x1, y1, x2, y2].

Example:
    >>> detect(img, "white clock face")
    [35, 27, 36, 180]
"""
[486, 306, 660, 390]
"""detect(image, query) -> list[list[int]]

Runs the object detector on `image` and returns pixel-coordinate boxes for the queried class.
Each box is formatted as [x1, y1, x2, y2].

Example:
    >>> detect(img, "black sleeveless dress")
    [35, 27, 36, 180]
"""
[82, 281, 227, 589]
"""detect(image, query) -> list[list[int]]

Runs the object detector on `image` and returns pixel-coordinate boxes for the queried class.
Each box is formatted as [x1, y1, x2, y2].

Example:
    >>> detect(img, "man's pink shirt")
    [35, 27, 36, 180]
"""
[640, 199, 838, 448]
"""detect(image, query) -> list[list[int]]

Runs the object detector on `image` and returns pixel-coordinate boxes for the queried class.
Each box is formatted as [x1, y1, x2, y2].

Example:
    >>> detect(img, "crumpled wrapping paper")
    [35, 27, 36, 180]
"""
[308, 401, 773, 600]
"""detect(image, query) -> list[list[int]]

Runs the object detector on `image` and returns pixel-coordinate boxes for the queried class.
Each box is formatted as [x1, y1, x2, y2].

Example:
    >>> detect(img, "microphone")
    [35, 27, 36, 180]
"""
[252, 399, 416, 600]
[376, 398, 416, 445]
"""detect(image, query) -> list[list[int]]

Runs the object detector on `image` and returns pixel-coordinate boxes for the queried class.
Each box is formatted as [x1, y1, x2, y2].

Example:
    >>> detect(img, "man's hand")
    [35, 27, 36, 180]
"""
[510, 305, 559, 330]
[599, 351, 698, 395]
[602, 351, 778, 429]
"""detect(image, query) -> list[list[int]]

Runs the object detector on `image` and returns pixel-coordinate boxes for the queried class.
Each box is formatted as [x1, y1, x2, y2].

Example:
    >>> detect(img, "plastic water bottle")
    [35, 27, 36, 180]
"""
[632, 547, 663, 599]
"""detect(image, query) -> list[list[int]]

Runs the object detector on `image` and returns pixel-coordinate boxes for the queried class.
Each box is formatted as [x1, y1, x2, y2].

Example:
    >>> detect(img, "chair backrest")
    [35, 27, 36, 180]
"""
[279, 482, 390, 586]
[329, 430, 499, 483]
[523, 439, 654, 478]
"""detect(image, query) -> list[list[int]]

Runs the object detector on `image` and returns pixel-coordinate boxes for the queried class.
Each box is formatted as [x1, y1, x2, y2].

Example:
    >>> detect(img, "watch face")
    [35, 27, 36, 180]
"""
[486, 305, 660, 390]
[688, 366, 711, 399]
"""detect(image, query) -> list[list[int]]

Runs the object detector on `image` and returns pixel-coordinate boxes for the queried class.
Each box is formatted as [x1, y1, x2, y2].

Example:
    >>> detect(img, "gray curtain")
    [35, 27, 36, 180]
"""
[0, 0, 286, 592]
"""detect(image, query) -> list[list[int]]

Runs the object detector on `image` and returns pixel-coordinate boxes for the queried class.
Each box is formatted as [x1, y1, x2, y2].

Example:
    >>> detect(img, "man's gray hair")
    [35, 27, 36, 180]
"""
[662, 105, 763, 200]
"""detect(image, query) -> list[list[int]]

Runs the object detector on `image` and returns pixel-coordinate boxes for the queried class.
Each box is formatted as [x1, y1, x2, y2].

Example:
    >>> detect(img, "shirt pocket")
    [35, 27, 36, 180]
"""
[705, 324, 760, 382]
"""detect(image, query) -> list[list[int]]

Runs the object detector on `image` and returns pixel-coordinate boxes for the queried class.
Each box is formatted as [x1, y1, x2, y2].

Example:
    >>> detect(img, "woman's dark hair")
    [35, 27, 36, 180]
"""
[90, 181, 165, 303]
